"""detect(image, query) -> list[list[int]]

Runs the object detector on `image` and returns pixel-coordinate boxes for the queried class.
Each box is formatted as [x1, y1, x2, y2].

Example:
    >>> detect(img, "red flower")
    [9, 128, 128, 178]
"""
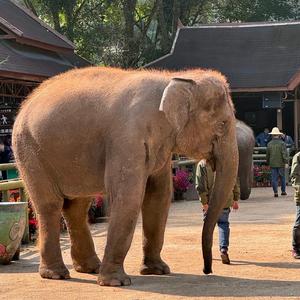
[95, 195, 103, 208]
[173, 170, 191, 192]
[29, 219, 38, 226]
[0, 244, 6, 256]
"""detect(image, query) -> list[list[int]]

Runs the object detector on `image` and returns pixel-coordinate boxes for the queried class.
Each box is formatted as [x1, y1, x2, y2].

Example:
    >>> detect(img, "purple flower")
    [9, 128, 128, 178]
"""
[173, 170, 191, 192]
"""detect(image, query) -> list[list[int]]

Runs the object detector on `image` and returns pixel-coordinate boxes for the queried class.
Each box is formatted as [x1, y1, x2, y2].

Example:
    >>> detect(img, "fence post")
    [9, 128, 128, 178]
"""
[2, 190, 8, 201]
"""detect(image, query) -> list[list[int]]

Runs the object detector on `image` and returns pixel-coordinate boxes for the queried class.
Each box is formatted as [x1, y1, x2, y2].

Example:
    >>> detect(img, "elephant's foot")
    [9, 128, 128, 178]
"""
[39, 263, 70, 280]
[140, 258, 170, 275]
[73, 255, 101, 274]
[98, 264, 131, 286]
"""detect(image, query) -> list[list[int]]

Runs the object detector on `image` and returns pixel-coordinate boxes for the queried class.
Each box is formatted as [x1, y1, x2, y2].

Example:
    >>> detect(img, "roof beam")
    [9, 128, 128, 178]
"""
[0, 17, 23, 37]
[0, 33, 15, 40]
[0, 70, 45, 83]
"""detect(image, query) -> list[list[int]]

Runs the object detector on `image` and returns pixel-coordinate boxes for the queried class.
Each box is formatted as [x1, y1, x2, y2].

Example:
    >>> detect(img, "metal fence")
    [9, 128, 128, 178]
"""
[253, 147, 294, 164]
[253, 146, 293, 183]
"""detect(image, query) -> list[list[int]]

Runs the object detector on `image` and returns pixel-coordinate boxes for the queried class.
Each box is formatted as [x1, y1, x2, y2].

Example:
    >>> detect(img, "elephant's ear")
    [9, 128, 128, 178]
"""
[159, 78, 196, 132]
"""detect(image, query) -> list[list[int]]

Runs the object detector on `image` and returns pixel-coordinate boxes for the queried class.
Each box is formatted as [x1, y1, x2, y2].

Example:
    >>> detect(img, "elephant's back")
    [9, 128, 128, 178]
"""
[12, 66, 168, 149]
[236, 120, 255, 149]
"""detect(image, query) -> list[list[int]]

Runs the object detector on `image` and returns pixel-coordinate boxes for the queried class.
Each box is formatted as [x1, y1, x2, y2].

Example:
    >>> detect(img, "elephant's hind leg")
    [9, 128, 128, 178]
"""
[38, 208, 70, 279]
[62, 198, 100, 273]
[140, 163, 172, 275]
[20, 165, 69, 279]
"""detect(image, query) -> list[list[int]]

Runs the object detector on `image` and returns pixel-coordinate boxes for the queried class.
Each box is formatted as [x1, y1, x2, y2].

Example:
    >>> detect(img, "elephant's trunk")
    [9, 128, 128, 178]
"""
[238, 145, 254, 200]
[202, 120, 238, 274]
[239, 163, 253, 200]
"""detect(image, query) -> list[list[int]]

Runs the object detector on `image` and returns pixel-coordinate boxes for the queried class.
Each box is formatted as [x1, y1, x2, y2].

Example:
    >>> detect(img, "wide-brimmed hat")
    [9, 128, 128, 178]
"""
[269, 127, 283, 135]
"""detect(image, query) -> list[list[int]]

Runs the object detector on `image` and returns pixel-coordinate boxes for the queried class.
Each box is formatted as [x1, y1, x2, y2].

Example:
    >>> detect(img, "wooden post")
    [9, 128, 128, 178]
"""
[295, 87, 300, 150]
[294, 96, 299, 149]
[2, 190, 8, 201]
[277, 108, 283, 130]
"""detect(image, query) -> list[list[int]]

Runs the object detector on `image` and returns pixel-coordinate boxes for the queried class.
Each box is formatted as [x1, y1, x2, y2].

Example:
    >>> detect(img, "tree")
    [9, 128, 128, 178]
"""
[21, 0, 300, 67]
[212, 0, 295, 22]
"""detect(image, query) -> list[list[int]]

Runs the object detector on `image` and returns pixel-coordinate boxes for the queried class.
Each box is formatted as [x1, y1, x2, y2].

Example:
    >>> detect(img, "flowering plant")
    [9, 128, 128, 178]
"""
[88, 194, 105, 223]
[253, 164, 271, 182]
[28, 200, 38, 237]
[173, 170, 191, 192]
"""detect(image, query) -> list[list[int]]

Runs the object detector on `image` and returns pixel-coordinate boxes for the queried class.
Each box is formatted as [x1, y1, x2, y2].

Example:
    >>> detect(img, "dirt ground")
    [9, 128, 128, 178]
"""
[1, 187, 300, 300]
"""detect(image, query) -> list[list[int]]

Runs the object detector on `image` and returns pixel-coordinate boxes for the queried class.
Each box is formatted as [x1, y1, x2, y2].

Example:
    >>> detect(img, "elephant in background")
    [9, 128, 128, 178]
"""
[12, 66, 238, 286]
[236, 120, 255, 200]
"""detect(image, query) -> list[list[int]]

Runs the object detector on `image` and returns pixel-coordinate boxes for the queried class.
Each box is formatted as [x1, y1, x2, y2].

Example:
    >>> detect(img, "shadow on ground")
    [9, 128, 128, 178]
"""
[35, 271, 300, 298]
[0, 236, 73, 274]
[229, 259, 300, 269]
[123, 273, 300, 297]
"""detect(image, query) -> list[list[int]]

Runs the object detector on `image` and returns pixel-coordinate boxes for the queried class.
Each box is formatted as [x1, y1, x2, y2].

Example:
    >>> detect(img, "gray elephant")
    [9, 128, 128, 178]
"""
[12, 67, 238, 286]
[236, 120, 255, 200]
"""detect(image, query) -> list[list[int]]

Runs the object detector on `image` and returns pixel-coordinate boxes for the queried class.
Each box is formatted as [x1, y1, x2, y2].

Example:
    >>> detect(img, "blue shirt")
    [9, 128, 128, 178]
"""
[282, 135, 294, 147]
[256, 132, 270, 147]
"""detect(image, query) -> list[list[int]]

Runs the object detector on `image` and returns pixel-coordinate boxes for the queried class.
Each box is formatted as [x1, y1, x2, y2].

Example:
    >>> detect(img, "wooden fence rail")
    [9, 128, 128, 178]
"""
[0, 163, 29, 243]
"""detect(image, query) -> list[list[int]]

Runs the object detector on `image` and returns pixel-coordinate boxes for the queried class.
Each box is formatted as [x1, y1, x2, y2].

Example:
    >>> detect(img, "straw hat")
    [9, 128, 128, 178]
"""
[269, 127, 283, 135]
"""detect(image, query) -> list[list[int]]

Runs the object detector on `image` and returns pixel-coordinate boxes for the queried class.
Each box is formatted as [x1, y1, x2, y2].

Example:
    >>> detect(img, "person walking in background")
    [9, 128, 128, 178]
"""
[195, 159, 240, 264]
[266, 127, 288, 197]
[282, 132, 295, 157]
[290, 151, 300, 259]
[282, 132, 294, 148]
[0, 136, 13, 180]
[256, 128, 271, 147]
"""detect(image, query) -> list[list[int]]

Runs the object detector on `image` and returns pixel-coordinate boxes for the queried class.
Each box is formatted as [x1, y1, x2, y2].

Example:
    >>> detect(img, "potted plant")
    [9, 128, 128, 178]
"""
[0, 202, 27, 264]
[173, 169, 191, 200]
[253, 164, 271, 187]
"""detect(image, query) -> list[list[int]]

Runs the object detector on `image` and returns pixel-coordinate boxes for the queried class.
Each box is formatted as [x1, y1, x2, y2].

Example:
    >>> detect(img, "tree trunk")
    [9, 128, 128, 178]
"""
[122, 0, 137, 68]
[157, 0, 172, 54]
[62, 0, 77, 41]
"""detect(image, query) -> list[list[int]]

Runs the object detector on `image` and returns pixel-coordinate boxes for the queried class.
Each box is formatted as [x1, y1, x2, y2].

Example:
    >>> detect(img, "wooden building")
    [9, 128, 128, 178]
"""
[0, 0, 89, 136]
[146, 21, 300, 147]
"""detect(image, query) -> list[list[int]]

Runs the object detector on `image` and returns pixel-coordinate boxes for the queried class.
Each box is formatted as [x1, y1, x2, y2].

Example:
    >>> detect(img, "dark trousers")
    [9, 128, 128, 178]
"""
[218, 208, 230, 251]
[204, 208, 230, 251]
[293, 205, 300, 253]
[1, 170, 7, 180]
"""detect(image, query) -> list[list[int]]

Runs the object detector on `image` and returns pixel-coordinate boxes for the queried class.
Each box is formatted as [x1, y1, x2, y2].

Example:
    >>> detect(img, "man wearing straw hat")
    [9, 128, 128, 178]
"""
[266, 127, 288, 197]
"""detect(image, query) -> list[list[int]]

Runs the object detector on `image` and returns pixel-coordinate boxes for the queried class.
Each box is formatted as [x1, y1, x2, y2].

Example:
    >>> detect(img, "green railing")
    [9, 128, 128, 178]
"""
[253, 146, 294, 164]
[253, 147, 293, 184]
[0, 163, 29, 243]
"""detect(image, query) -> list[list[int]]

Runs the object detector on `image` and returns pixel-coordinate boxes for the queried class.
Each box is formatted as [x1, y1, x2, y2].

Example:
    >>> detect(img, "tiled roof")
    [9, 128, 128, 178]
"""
[145, 22, 300, 91]
[0, 39, 89, 81]
[0, 0, 74, 50]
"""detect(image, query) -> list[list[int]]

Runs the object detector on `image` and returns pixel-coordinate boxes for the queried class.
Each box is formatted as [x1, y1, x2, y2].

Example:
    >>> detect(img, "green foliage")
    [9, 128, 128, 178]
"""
[21, 0, 300, 67]
[212, 0, 295, 22]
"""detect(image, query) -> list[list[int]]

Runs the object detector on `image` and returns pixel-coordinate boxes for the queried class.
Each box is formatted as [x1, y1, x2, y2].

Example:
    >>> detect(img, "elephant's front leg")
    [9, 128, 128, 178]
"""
[140, 163, 172, 275]
[98, 161, 147, 286]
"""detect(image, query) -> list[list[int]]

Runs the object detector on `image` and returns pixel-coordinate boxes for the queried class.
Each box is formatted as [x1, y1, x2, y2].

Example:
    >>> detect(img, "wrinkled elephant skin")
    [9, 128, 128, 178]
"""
[236, 120, 255, 200]
[12, 67, 238, 285]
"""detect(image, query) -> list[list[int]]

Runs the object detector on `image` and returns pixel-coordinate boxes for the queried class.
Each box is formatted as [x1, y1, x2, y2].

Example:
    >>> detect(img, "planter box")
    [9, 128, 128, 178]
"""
[0, 202, 26, 264]
[252, 181, 271, 187]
